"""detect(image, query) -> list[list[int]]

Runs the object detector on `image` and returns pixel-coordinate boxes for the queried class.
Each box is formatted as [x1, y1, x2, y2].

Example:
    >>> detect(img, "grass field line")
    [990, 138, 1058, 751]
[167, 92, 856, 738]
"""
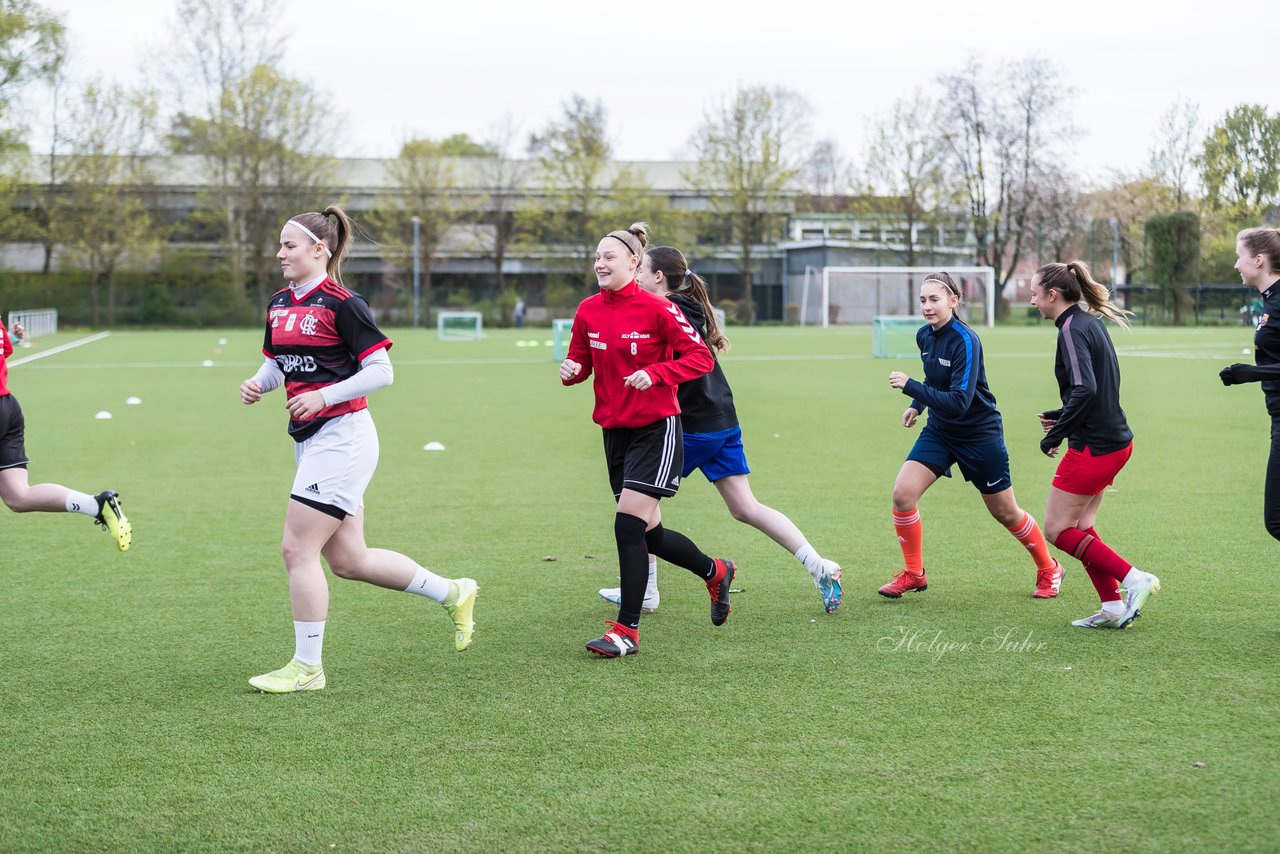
[7, 331, 111, 367]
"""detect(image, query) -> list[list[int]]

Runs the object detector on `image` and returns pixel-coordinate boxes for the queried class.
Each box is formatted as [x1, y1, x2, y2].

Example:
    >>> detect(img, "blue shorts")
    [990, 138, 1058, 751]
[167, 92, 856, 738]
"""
[907, 425, 1011, 494]
[682, 426, 750, 482]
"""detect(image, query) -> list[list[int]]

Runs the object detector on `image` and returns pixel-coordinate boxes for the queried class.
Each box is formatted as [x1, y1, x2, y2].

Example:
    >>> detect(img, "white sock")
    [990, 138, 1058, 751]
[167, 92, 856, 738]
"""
[404, 565, 450, 603]
[293, 620, 325, 666]
[794, 543, 823, 577]
[647, 557, 659, 595]
[1101, 601, 1125, 617]
[65, 490, 97, 517]
[1121, 567, 1145, 588]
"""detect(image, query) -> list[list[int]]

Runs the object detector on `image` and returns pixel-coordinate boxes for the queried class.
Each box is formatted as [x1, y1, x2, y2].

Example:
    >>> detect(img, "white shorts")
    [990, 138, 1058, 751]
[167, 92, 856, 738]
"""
[291, 409, 379, 518]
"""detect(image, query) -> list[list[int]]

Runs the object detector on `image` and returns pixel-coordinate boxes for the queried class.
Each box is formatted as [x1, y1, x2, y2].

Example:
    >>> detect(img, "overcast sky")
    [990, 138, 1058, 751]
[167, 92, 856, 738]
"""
[38, 0, 1270, 186]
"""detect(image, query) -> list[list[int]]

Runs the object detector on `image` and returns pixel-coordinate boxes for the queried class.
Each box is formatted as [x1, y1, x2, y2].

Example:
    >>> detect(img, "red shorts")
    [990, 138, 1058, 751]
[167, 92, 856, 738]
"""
[1051, 442, 1132, 496]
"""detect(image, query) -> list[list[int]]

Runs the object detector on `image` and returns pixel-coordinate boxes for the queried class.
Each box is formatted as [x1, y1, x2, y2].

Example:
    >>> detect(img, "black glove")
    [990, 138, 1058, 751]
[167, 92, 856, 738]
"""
[1221, 363, 1260, 386]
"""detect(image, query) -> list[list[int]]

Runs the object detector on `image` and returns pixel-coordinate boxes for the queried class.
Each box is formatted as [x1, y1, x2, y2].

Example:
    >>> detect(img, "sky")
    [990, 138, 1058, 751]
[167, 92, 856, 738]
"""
[36, 0, 1271, 186]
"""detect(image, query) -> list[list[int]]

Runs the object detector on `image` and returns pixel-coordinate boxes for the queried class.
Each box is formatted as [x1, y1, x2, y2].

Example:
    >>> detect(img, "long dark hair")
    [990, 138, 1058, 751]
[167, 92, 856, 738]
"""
[646, 246, 728, 353]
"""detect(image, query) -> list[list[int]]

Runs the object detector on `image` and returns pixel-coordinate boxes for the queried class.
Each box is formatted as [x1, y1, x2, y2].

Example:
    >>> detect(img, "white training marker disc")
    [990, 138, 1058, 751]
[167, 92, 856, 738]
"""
[95, 411, 113, 420]
[126, 397, 142, 405]
[1243, 348, 1252, 355]
[201, 359, 214, 367]
[422, 441, 446, 451]
[218, 338, 228, 345]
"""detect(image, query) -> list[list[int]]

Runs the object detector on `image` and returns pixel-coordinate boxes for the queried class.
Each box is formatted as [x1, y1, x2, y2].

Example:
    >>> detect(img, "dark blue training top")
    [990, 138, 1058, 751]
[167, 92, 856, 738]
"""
[901, 316, 1004, 444]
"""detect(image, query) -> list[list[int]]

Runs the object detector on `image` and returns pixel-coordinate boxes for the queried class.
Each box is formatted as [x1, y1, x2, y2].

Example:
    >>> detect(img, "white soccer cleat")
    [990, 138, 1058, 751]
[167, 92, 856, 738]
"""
[598, 587, 659, 613]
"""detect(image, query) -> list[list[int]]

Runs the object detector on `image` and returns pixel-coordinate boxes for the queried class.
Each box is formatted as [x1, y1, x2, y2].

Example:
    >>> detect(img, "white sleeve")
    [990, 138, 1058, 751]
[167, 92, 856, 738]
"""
[251, 357, 284, 393]
[319, 348, 394, 407]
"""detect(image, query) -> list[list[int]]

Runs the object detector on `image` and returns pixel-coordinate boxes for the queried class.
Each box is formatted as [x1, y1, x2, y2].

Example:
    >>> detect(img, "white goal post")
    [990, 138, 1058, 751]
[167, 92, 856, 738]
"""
[437, 310, 483, 341]
[799, 267, 995, 328]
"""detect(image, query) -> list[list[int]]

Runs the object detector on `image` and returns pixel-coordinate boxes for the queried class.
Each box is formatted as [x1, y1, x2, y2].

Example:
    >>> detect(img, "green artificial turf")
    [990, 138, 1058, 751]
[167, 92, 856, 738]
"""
[1, 323, 1276, 852]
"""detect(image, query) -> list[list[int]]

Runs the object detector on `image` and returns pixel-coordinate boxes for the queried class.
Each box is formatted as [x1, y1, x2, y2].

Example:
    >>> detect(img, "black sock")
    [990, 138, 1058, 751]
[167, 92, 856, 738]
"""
[614, 513, 649, 629]
[645, 523, 715, 580]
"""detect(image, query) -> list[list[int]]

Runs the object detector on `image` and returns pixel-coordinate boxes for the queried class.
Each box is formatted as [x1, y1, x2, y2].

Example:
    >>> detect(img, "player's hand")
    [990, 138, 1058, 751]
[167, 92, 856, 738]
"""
[240, 379, 263, 405]
[11, 321, 24, 340]
[560, 359, 582, 382]
[888, 371, 909, 390]
[902, 407, 919, 428]
[1040, 439, 1061, 458]
[1220, 364, 1250, 386]
[285, 390, 326, 420]
[624, 370, 653, 390]
[1037, 412, 1058, 433]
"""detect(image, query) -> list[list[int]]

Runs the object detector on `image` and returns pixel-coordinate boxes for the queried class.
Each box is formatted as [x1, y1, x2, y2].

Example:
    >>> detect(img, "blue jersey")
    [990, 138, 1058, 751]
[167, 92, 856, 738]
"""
[901, 317, 1003, 443]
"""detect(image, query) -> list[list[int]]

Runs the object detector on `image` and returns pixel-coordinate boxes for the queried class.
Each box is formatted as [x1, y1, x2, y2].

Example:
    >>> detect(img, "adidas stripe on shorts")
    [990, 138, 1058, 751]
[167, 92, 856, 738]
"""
[292, 409, 378, 518]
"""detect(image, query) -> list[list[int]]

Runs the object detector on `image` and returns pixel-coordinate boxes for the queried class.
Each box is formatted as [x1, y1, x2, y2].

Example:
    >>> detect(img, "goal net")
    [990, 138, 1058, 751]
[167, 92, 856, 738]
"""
[552, 318, 574, 361]
[873, 316, 924, 359]
[437, 310, 483, 341]
[798, 267, 995, 328]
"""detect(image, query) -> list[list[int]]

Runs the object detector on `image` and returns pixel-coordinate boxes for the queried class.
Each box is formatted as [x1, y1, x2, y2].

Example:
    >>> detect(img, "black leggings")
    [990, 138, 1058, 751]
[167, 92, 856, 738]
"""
[1266, 416, 1280, 542]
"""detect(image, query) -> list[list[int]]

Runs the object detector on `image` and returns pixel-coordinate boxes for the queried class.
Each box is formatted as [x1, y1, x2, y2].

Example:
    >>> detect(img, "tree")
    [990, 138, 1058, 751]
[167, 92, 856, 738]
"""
[368, 137, 462, 326]
[1028, 164, 1087, 264]
[1199, 104, 1280, 218]
[685, 84, 811, 324]
[56, 84, 162, 325]
[862, 90, 949, 266]
[801, 137, 856, 210]
[938, 57, 1070, 314]
[525, 95, 675, 303]
[1148, 97, 1200, 210]
[0, 0, 65, 137]
[476, 116, 528, 296]
[170, 64, 338, 306]
[1145, 211, 1200, 325]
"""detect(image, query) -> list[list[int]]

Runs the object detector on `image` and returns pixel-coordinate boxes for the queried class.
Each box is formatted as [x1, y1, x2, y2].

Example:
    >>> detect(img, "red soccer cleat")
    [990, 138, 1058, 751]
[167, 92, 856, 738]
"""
[1033, 560, 1066, 598]
[878, 568, 928, 598]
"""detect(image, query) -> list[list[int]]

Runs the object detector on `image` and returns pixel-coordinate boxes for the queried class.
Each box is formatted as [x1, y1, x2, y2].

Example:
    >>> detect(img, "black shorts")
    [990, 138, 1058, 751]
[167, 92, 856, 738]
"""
[602, 415, 684, 499]
[0, 394, 29, 470]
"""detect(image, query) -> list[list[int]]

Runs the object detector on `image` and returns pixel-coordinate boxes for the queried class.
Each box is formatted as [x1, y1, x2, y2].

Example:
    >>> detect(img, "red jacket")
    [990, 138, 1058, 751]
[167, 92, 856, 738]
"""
[563, 281, 714, 428]
[0, 320, 12, 396]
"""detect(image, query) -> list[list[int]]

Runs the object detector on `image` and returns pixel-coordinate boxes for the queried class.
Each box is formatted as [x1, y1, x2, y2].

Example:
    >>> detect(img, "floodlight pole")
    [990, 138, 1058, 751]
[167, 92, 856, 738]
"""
[412, 215, 421, 328]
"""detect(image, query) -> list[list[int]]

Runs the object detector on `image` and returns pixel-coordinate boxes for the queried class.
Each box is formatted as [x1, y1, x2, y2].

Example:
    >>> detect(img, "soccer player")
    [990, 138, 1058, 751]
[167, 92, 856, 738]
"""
[881, 273, 1063, 599]
[1030, 261, 1160, 629]
[597, 245, 843, 614]
[0, 317, 131, 550]
[1219, 227, 1280, 541]
[240, 205, 477, 693]
[560, 223, 735, 658]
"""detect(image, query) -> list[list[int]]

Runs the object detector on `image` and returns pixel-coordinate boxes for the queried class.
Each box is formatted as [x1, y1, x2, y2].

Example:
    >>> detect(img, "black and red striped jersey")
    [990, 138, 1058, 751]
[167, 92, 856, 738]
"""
[262, 278, 392, 442]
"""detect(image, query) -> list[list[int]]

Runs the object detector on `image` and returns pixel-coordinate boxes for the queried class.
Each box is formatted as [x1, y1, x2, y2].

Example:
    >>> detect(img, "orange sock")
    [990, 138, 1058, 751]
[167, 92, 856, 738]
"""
[1006, 511, 1055, 571]
[892, 507, 924, 574]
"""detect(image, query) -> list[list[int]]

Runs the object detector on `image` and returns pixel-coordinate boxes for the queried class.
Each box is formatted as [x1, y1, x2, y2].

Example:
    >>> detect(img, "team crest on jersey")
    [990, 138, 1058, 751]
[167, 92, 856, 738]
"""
[1261, 313, 1270, 330]
[299, 313, 319, 336]
[938, 358, 951, 367]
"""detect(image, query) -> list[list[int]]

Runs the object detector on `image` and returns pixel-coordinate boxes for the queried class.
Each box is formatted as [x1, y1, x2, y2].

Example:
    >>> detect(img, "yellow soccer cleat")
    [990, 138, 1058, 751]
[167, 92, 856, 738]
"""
[94, 491, 132, 552]
[444, 578, 478, 652]
[249, 659, 326, 693]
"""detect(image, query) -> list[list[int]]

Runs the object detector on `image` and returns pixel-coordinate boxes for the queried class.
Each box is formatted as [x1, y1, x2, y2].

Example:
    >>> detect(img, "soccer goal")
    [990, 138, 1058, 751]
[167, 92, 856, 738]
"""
[798, 267, 995, 328]
[437, 311, 483, 341]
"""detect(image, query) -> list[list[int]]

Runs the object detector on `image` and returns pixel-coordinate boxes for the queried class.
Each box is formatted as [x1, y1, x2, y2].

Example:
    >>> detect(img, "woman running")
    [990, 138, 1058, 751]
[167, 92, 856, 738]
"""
[881, 272, 1062, 600]
[597, 245, 843, 614]
[1220, 227, 1280, 541]
[1030, 260, 1159, 629]
[0, 318, 131, 551]
[240, 204, 477, 692]
[560, 223, 735, 658]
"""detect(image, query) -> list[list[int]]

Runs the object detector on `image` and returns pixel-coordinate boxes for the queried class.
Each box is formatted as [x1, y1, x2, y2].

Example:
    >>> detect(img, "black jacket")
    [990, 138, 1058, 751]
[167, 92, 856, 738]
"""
[1042, 304, 1133, 455]
[668, 293, 738, 433]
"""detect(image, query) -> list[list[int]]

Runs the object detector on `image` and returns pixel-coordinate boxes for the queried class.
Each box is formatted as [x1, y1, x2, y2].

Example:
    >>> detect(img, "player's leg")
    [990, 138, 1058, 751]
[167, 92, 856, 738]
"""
[714, 474, 842, 613]
[322, 507, 477, 652]
[880, 459, 937, 597]
[249, 498, 341, 693]
[1264, 415, 1280, 542]
[978, 484, 1061, 598]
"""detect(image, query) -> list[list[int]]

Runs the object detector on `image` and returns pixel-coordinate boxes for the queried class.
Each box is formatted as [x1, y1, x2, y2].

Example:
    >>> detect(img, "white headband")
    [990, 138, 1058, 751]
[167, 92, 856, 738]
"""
[287, 220, 333, 258]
